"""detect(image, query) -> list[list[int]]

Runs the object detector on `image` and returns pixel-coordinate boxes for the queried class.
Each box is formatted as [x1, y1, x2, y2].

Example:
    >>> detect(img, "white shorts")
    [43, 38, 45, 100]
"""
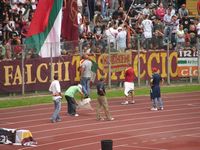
[124, 82, 134, 96]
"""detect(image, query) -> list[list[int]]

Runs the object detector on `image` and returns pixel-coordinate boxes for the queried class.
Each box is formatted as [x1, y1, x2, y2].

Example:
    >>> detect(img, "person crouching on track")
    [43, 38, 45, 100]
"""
[96, 77, 114, 121]
[65, 84, 84, 117]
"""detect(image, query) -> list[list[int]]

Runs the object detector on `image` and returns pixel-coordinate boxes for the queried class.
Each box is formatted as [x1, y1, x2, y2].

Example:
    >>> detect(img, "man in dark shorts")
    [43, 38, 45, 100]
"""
[150, 67, 164, 111]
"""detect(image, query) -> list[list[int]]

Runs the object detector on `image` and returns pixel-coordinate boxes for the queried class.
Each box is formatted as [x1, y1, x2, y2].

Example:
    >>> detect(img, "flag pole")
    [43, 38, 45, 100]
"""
[122, 0, 135, 25]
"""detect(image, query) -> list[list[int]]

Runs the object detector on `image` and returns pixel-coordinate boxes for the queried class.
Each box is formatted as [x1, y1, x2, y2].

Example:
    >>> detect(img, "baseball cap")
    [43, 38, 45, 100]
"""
[78, 84, 82, 90]
[152, 67, 158, 72]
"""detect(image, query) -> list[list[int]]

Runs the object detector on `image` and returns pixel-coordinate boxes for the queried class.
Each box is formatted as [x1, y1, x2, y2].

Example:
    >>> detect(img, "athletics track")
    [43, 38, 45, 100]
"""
[0, 91, 200, 150]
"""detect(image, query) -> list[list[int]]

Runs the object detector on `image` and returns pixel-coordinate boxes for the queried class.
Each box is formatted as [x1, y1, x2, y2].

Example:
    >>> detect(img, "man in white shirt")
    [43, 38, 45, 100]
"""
[176, 24, 185, 51]
[141, 15, 153, 50]
[49, 75, 62, 123]
[105, 21, 118, 50]
[163, 10, 173, 44]
[116, 26, 127, 52]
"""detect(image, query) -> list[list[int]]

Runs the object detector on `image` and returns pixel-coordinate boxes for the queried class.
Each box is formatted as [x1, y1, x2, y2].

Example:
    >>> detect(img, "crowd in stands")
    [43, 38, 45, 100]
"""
[0, 0, 200, 60]
[0, 0, 37, 60]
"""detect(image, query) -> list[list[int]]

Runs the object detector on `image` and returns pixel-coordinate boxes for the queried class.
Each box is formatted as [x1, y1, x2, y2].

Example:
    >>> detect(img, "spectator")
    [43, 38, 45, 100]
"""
[79, 17, 92, 37]
[184, 28, 190, 47]
[0, 45, 6, 60]
[116, 26, 127, 52]
[197, 20, 200, 50]
[142, 3, 151, 16]
[110, 0, 119, 12]
[141, 14, 153, 50]
[188, 23, 197, 48]
[176, 0, 186, 11]
[152, 17, 164, 49]
[0, 23, 3, 42]
[176, 24, 185, 51]
[95, 0, 101, 12]
[155, 3, 165, 21]
[30, 0, 37, 11]
[87, 0, 95, 21]
[178, 4, 189, 18]
[77, 0, 83, 14]
[171, 15, 179, 49]
[166, 4, 176, 17]
[161, 0, 172, 8]
[181, 14, 191, 31]
[163, 9, 172, 44]
[197, 19, 200, 38]
[2, 39, 12, 61]
[101, 0, 109, 18]
[93, 21, 106, 51]
[93, 11, 103, 26]
[105, 21, 118, 50]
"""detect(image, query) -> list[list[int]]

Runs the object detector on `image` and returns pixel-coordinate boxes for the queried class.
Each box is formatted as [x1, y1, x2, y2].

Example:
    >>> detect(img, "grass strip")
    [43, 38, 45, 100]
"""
[0, 84, 199, 109]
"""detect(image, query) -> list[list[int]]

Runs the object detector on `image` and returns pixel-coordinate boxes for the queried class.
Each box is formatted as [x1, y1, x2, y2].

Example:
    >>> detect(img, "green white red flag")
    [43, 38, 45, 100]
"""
[25, 0, 63, 57]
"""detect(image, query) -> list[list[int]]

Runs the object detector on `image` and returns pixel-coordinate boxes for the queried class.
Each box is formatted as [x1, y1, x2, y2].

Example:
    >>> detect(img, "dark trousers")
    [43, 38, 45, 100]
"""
[65, 95, 76, 115]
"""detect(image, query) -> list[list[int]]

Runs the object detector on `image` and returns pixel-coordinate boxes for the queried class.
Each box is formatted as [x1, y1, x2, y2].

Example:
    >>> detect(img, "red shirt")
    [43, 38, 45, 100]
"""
[155, 7, 165, 20]
[198, 1, 200, 14]
[124, 67, 134, 82]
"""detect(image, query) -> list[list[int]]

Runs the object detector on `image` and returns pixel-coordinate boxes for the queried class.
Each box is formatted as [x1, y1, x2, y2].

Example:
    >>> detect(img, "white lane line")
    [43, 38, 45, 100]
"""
[187, 103, 200, 107]
[2, 106, 200, 130]
[0, 93, 199, 118]
[2, 100, 200, 125]
[122, 145, 168, 150]
[35, 116, 200, 139]
[22, 108, 200, 130]
[1, 92, 200, 115]
[185, 133, 200, 138]
[17, 120, 200, 150]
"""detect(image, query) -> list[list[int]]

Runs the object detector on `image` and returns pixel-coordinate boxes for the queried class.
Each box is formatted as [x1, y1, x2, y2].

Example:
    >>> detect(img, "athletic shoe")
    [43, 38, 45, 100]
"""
[121, 101, 128, 105]
[97, 118, 104, 121]
[107, 117, 115, 121]
[150, 107, 158, 111]
[51, 119, 56, 123]
[56, 119, 62, 122]
[74, 114, 79, 117]
[130, 100, 135, 104]
[159, 107, 164, 110]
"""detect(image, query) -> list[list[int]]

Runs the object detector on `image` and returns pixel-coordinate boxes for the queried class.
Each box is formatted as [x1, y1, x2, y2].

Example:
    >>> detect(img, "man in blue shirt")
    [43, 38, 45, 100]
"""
[150, 67, 164, 111]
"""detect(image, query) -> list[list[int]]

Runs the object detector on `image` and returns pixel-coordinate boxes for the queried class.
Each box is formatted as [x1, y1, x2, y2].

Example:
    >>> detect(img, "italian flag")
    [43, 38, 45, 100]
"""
[25, 0, 63, 58]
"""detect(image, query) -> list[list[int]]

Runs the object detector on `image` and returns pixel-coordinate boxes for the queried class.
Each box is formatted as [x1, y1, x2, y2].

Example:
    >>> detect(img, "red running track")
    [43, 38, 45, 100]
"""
[0, 91, 200, 150]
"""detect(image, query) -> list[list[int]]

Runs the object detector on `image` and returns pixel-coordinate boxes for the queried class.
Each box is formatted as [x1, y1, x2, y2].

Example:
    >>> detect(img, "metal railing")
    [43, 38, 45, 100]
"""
[0, 35, 199, 96]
